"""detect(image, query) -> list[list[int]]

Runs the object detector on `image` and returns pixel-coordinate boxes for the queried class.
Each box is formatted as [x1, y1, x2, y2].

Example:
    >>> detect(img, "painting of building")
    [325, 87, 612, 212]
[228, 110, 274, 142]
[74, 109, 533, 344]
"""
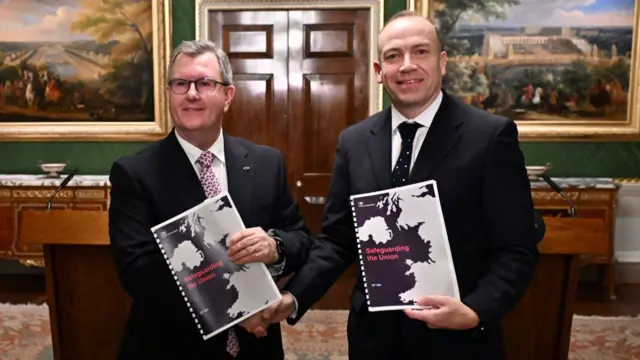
[433, 0, 633, 122]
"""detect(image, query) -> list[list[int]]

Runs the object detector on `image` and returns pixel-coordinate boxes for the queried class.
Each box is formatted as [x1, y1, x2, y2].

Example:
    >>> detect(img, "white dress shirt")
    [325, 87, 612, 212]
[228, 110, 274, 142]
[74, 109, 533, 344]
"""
[174, 130, 284, 276]
[390, 90, 443, 172]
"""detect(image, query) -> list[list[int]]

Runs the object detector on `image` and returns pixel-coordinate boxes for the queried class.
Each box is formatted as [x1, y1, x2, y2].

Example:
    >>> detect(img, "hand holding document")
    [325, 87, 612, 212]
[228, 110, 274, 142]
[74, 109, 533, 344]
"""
[404, 295, 480, 330]
[151, 191, 281, 340]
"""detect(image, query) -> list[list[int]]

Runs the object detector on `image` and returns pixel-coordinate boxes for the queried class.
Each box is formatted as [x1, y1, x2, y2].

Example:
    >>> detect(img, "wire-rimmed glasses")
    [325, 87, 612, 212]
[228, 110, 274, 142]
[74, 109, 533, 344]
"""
[168, 77, 228, 95]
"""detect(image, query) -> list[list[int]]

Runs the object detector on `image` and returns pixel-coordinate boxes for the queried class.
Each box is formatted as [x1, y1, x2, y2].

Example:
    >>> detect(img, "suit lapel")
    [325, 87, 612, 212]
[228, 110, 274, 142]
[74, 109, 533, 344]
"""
[366, 108, 392, 190]
[410, 91, 463, 182]
[158, 130, 208, 214]
[223, 133, 253, 221]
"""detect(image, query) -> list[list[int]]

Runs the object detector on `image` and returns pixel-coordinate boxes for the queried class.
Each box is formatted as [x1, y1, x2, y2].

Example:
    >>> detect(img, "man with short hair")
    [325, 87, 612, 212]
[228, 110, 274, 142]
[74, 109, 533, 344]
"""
[108, 39, 311, 359]
[262, 10, 539, 359]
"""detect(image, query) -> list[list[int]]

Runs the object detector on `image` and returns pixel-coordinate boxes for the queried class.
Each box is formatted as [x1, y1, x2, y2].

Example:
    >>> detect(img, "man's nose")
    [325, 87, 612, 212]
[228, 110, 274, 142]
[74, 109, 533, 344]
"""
[186, 82, 200, 99]
[399, 54, 417, 72]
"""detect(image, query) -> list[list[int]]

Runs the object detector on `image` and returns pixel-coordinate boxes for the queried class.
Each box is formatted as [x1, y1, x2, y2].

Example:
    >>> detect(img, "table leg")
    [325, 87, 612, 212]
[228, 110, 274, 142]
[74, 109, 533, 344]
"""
[606, 262, 616, 300]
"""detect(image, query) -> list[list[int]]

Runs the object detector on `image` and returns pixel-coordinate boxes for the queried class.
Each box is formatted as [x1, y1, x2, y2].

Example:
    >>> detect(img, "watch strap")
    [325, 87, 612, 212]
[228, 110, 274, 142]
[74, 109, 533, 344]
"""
[268, 229, 285, 264]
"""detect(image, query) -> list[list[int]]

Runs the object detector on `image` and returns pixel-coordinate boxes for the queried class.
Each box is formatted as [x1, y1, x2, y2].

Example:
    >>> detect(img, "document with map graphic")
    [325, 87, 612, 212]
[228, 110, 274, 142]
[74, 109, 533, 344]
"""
[350, 180, 460, 312]
[151, 192, 281, 340]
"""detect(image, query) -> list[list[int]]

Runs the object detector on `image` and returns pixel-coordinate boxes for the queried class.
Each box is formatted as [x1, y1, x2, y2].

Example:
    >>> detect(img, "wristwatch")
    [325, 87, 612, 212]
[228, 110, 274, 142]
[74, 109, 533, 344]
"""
[268, 229, 285, 264]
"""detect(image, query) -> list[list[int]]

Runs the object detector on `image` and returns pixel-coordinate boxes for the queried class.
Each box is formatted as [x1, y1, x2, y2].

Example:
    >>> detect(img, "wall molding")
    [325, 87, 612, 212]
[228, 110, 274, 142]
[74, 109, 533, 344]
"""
[616, 251, 640, 263]
[613, 182, 640, 266]
[617, 180, 640, 196]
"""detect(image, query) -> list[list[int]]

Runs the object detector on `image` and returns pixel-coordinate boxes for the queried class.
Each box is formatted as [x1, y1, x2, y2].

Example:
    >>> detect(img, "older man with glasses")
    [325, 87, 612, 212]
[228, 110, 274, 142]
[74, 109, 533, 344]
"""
[107, 39, 312, 360]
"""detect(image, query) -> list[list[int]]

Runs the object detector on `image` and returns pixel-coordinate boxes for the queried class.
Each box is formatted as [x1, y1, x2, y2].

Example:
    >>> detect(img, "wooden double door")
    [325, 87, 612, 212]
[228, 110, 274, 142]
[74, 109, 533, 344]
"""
[208, 9, 372, 238]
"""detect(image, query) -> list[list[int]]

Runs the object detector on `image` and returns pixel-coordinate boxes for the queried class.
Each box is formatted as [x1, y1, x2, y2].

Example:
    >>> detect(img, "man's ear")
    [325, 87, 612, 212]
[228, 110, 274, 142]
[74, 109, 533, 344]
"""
[374, 61, 383, 84]
[439, 51, 448, 77]
[223, 85, 236, 112]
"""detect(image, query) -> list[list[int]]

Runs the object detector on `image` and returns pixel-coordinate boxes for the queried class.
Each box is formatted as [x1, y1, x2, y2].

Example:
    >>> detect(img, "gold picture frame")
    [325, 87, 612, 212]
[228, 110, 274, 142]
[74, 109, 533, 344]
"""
[0, 0, 173, 141]
[408, 0, 640, 141]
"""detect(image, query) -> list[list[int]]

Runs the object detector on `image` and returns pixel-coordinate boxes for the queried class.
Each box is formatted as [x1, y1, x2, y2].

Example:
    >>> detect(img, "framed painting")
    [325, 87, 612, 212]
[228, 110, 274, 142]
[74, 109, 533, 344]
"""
[409, 0, 640, 141]
[0, 0, 172, 141]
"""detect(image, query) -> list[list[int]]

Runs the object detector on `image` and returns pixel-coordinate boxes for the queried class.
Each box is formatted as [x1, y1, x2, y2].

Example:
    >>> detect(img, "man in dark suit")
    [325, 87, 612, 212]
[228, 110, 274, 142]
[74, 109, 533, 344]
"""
[261, 11, 539, 360]
[108, 39, 311, 359]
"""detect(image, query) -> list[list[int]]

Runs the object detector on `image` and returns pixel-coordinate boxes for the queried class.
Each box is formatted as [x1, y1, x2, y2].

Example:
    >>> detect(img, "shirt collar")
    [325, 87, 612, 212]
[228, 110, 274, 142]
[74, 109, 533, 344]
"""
[391, 90, 443, 132]
[175, 130, 226, 166]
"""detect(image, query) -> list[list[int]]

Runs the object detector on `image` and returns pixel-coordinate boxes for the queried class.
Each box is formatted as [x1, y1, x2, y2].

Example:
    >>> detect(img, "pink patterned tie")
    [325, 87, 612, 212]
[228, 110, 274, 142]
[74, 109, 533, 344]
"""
[197, 151, 223, 198]
[196, 151, 239, 357]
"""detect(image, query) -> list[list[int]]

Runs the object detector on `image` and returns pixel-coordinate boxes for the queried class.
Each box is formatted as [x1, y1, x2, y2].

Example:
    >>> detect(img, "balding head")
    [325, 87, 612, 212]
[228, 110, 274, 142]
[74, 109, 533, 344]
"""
[378, 10, 441, 57]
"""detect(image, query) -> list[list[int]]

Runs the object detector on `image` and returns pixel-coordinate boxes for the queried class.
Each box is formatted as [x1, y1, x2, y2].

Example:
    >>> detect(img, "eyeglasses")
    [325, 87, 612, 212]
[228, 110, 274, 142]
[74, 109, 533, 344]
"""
[168, 77, 228, 95]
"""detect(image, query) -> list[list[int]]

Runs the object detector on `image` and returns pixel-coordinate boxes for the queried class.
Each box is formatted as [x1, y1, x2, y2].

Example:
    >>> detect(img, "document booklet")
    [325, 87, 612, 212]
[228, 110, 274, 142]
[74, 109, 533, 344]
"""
[151, 191, 281, 339]
[350, 180, 460, 312]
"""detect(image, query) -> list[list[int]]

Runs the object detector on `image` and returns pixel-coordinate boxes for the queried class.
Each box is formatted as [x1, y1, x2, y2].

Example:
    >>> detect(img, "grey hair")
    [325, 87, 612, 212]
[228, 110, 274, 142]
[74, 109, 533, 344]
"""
[167, 40, 233, 85]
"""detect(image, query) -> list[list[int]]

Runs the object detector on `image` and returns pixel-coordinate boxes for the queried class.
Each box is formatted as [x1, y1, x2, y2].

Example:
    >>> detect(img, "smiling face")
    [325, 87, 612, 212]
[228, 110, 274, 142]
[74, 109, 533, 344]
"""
[166, 51, 235, 143]
[374, 15, 447, 119]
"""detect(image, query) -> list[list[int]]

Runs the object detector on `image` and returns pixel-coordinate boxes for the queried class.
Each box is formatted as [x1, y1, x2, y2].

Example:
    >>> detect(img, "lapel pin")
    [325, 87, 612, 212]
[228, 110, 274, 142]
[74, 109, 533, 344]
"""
[242, 166, 251, 171]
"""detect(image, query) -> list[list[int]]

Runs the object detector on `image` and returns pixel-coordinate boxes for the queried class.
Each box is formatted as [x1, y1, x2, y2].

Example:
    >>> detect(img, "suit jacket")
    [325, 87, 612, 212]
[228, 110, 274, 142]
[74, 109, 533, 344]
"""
[283, 91, 539, 360]
[108, 129, 311, 360]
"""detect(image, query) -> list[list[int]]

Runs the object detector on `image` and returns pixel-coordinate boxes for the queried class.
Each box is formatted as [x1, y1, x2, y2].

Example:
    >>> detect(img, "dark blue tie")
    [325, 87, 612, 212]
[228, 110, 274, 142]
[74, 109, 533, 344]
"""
[391, 122, 423, 188]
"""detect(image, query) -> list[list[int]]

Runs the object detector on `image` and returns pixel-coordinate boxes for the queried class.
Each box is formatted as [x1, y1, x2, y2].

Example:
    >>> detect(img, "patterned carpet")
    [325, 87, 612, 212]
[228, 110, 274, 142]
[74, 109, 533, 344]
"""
[1, 303, 639, 360]
[0, 304, 52, 360]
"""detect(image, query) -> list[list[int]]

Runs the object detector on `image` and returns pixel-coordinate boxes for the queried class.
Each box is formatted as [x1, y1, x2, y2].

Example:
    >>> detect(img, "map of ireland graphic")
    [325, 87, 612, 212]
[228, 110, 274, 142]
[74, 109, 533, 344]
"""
[351, 180, 460, 311]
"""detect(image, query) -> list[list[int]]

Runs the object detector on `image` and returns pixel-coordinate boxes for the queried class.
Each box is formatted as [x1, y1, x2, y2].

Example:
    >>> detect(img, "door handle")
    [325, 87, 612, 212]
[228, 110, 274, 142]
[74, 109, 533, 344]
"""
[296, 181, 303, 188]
[304, 196, 325, 204]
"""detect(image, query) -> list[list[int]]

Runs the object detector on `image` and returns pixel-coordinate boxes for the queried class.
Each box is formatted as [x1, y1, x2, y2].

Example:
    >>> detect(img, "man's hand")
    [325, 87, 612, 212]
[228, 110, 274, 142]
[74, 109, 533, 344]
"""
[262, 292, 296, 324]
[239, 312, 268, 338]
[242, 292, 296, 338]
[228, 227, 278, 265]
[403, 295, 480, 330]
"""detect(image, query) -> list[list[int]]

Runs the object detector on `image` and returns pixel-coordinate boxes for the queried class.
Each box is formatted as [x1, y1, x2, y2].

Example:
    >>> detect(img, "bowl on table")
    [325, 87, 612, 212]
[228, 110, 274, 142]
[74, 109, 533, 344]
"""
[37, 162, 68, 178]
[526, 163, 552, 181]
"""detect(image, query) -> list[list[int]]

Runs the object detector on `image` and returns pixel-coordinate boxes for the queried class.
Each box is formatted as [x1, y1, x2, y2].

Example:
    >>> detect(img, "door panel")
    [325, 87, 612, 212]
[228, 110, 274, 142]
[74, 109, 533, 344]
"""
[209, 11, 290, 156]
[288, 9, 370, 235]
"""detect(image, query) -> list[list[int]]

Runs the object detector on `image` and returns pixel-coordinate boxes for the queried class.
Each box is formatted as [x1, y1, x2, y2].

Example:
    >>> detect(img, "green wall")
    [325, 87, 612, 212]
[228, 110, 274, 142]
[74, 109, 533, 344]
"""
[1, 0, 638, 177]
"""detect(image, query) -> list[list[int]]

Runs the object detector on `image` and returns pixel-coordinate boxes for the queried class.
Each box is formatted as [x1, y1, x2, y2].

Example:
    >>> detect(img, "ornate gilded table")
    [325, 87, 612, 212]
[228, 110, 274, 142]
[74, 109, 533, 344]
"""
[530, 177, 619, 299]
[0, 174, 110, 266]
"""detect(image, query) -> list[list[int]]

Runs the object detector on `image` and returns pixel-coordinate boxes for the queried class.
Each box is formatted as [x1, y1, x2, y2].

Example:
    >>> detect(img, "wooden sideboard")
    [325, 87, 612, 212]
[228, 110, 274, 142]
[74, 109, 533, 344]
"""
[0, 175, 620, 300]
[531, 178, 619, 299]
[0, 175, 110, 265]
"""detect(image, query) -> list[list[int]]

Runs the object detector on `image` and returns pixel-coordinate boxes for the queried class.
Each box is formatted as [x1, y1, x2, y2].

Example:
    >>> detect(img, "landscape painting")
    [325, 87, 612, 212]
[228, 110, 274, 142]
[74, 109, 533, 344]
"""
[0, 0, 171, 141]
[425, 0, 640, 140]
